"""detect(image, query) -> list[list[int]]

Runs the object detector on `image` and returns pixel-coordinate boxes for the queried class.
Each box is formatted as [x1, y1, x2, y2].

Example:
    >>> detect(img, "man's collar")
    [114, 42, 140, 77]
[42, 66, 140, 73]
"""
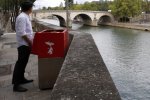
[22, 12, 29, 17]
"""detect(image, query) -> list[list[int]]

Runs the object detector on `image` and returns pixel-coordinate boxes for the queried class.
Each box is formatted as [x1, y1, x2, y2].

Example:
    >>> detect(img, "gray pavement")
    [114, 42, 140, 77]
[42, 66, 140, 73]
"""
[0, 33, 51, 100]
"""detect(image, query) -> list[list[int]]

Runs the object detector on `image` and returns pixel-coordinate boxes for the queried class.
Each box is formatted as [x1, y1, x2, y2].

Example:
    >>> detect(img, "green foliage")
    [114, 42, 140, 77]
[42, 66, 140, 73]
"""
[99, 1, 110, 11]
[47, 7, 64, 10]
[109, 0, 143, 18]
[72, 2, 100, 11]
[71, 4, 83, 10]
[142, 0, 150, 12]
[48, 1, 111, 11]
[42, 7, 47, 10]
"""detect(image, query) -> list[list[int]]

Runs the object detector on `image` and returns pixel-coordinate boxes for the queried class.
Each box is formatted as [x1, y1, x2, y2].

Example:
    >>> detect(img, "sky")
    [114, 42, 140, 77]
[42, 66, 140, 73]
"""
[34, 0, 99, 9]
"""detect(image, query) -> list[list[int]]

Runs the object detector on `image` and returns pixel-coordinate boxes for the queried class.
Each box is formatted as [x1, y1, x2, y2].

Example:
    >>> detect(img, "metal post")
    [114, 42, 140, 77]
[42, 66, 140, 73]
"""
[66, 0, 69, 29]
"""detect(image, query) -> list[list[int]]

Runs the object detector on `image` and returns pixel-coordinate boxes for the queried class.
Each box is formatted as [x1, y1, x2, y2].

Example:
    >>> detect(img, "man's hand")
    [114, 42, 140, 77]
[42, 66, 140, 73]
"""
[22, 35, 32, 48]
[28, 41, 32, 48]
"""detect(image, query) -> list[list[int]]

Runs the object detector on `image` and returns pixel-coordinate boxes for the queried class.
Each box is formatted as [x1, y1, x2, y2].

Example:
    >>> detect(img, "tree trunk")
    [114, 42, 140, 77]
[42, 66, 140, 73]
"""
[0, 0, 36, 32]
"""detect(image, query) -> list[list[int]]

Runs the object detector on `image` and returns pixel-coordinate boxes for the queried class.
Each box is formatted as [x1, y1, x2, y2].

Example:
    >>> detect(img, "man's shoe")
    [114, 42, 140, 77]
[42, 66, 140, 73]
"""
[13, 85, 28, 92]
[21, 79, 33, 84]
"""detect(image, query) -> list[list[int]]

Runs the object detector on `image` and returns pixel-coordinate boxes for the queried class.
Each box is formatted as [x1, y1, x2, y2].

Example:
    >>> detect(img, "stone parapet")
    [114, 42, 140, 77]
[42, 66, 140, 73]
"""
[32, 21, 121, 100]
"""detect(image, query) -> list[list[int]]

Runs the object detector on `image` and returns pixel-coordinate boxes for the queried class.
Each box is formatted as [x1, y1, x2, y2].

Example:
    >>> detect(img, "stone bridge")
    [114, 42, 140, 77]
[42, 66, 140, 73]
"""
[32, 10, 114, 27]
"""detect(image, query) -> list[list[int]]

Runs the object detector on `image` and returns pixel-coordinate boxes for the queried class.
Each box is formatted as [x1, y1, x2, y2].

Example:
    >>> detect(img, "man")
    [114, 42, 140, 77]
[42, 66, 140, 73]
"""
[12, 1, 34, 92]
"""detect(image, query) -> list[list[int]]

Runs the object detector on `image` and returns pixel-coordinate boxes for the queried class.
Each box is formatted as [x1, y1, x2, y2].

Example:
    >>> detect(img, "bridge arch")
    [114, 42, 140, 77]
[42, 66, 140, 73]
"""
[98, 14, 114, 25]
[52, 14, 66, 27]
[33, 10, 115, 27]
[72, 14, 92, 26]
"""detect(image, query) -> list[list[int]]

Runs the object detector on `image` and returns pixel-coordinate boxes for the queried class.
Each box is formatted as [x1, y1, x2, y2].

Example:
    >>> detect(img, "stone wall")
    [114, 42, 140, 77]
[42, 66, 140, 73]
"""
[106, 22, 150, 31]
[33, 20, 121, 100]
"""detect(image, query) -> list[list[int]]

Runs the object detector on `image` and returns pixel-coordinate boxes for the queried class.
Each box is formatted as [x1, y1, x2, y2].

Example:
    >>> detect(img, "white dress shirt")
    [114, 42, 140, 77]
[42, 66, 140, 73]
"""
[15, 12, 33, 47]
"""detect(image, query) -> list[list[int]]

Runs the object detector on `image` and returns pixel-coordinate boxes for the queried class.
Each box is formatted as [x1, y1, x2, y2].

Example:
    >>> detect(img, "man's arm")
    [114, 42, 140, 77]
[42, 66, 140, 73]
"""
[22, 35, 32, 47]
[16, 17, 32, 47]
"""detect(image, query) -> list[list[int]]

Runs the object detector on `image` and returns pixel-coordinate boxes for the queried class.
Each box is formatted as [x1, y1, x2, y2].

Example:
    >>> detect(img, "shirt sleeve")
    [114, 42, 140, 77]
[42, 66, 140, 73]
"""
[16, 17, 27, 36]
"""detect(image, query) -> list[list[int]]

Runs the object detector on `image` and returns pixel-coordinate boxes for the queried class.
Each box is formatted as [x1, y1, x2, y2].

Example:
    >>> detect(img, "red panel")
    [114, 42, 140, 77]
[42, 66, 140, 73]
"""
[31, 33, 39, 55]
[32, 29, 69, 58]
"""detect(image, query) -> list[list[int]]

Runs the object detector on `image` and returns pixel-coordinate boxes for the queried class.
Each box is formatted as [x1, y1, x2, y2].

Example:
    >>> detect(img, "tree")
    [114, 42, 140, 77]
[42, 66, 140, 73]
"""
[47, 7, 52, 10]
[109, 0, 143, 19]
[72, 4, 83, 10]
[99, 0, 109, 11]
[72, 1, 100, 11]
[42, 7, 47, 10]
[142, 0, 150, 12]
[83, 2, 100, 10]
[0, 0, 36, 30]
[64, 0, 74, 8]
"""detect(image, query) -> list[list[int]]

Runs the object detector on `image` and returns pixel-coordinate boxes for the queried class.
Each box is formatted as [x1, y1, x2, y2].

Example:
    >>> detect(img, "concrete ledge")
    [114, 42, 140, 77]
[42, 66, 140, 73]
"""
[105, 23, 150, 31]
[32, 20, 64, 32]
[50, 32, 121, 100]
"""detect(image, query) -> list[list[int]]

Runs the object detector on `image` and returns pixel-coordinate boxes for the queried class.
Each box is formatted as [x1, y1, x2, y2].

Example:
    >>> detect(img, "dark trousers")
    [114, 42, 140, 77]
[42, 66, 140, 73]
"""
[12, 45, 31, 85]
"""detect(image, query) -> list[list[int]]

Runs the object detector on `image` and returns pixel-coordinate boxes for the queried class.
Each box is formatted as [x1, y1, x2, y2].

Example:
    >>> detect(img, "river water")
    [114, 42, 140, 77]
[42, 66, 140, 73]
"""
[41, 19, 150, 100]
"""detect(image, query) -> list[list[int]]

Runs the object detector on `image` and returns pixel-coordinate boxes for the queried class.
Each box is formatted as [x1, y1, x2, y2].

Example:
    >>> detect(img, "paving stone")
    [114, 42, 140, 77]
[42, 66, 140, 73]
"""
[0, 34, 52, 100]
[2, 45, 11, 49]
[0, 44, 2, 50]
[0, 65, 12, 77]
